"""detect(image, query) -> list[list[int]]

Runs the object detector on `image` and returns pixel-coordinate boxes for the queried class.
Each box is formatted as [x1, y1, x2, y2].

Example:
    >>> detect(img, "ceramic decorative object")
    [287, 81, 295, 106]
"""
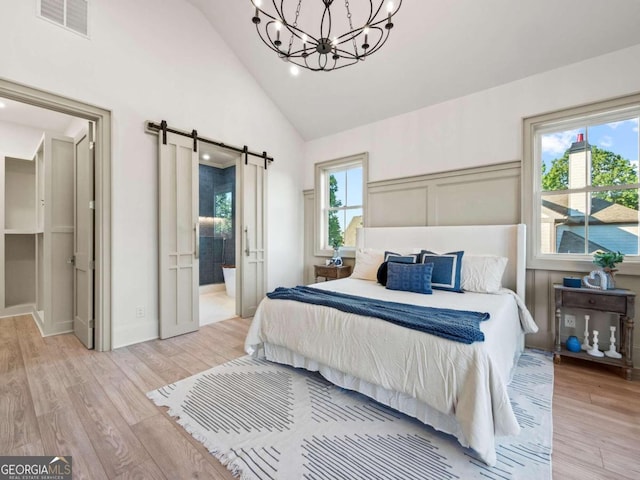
[332, 248, 343, 267]
[587, 329, 605, 357]
[604, 326, 622, 359]
[581, 315, 591, 351]
[583, 270, 609, 290]
[566, 335, 581, 353]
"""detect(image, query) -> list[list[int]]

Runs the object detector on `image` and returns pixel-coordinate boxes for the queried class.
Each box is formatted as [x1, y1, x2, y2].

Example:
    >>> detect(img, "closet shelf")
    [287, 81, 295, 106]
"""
[4, 229, 42, 235]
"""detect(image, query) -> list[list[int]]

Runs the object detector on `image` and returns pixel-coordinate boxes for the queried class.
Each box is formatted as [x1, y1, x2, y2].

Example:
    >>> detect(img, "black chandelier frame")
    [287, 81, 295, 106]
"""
[250, 0, 403, 72]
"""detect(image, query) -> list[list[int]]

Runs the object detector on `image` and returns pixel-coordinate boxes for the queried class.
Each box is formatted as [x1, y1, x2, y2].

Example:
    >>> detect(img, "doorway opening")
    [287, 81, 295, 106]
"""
[0, 79, 112, 351]
[198, 143, 239, 325]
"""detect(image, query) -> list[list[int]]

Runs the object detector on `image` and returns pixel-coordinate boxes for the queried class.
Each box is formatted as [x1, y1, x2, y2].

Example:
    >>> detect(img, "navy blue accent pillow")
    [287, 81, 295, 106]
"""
[376, 261, 388, 285]
[420, 250, 464, 292]
[386, 262, 434, 294]
[377, 253, 420, 285]
[384, 251, 419, 264]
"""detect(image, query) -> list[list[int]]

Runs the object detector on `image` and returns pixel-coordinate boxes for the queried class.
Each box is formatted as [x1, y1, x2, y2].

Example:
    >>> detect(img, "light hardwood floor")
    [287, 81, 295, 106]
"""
[1, 314, 639, 479]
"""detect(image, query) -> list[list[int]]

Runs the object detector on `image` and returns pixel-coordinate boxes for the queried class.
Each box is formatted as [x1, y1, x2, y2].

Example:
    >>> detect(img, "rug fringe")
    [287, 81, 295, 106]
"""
[148, 391, 249, 479]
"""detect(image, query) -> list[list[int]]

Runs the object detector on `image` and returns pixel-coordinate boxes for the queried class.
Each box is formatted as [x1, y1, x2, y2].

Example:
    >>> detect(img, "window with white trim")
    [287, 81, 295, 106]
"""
[314, 153, 368, 256]
[524, 94, 640, 270]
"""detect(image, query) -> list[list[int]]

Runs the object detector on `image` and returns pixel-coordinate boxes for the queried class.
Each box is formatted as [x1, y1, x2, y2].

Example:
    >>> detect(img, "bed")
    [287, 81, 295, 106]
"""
[245, 224, 537, 466]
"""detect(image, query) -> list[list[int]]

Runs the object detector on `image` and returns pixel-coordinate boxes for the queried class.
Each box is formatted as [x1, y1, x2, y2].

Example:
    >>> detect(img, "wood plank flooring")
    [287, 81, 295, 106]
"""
[1, 313, 639, 479]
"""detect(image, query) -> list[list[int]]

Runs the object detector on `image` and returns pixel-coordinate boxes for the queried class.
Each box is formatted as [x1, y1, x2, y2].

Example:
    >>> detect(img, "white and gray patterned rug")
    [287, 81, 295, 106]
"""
[148, 351, 553, 480]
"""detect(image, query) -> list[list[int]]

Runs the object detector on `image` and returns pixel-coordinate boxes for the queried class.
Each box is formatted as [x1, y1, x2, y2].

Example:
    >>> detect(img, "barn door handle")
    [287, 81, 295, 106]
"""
[194, 222, 200, 259]
[245, 226, 250, 257]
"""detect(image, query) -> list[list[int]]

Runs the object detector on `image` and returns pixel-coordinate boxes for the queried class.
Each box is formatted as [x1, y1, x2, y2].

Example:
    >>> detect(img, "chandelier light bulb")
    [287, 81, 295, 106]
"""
[290, 65, 300, 76]
[387, 1, 394, 12]
[275, 20, 282, 31]
[254, 0, 262, 6]
[302, 33, 308, 44]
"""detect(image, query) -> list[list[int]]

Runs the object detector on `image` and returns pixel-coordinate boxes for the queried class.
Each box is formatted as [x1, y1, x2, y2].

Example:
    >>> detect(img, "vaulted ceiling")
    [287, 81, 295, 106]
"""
[189, 0, 640, 140]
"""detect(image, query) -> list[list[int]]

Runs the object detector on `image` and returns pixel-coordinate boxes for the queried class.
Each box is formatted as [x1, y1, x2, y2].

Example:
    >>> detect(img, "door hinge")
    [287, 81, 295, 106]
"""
[89, 141, 95, 150]
[89, 200, 95, 210]
[89, 319, 95, 328]
[89, 260, 95, 270]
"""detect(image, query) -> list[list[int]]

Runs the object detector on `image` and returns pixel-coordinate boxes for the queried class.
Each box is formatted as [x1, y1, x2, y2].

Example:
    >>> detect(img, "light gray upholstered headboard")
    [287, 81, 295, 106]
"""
[356, 224, 526, 301]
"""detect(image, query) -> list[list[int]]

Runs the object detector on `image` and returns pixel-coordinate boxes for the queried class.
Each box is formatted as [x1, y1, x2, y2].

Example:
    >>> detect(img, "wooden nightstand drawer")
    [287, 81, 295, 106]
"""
[562, 290, 627, 314]
[315, 266, 335, 278]
[314, 265, 352, 281]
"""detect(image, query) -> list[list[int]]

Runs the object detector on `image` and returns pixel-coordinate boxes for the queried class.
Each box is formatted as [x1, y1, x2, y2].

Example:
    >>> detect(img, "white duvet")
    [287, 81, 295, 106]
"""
[245, 278, 537, 466]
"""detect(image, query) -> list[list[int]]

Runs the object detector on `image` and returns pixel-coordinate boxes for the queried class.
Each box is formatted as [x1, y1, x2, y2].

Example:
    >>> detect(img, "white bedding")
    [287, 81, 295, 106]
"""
[245, 278, 531, 466]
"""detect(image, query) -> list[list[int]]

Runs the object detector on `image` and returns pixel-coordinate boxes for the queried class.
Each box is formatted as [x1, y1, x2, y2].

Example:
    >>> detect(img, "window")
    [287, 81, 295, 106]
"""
[524, 93, 640, 271]
[314, 153, 368, 256]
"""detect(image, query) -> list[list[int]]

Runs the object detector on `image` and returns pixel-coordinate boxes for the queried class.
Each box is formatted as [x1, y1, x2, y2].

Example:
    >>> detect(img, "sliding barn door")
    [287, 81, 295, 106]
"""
[158, 132, 199, 339]
[240, 154, 267, 317]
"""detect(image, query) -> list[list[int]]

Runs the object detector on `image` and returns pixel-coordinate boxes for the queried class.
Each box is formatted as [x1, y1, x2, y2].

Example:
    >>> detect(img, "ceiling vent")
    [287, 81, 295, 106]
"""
[39, 0, 88, 37]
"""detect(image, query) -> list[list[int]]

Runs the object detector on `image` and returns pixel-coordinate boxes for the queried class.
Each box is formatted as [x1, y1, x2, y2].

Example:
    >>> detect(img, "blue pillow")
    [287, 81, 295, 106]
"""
[385, 262, 433, 294]
[420, 250, 464, 292]
[384, 251, 419, 264]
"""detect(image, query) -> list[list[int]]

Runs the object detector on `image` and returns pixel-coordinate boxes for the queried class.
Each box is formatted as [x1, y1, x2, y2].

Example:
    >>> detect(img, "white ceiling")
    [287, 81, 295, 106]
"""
[0, 97, 76, 133]
[188, 0, 640, 140]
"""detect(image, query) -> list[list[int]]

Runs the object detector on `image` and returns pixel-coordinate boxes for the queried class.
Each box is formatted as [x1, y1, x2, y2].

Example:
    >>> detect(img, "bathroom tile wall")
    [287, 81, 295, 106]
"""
[199, 164, 236, 285]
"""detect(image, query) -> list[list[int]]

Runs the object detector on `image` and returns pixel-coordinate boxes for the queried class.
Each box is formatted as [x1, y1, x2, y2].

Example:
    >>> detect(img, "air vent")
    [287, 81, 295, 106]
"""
[39, 0, 88, 37]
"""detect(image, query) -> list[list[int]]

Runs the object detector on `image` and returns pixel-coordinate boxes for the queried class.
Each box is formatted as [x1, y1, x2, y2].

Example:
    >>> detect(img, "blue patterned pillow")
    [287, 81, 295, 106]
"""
[420, 250, 464, 292]
[385, 262, 433, 294]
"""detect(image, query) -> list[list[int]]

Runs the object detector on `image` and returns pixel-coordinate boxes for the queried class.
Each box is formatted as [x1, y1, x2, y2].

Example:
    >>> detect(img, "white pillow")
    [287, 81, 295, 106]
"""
[350, 248, 385, 281]
[461, 255, 508, 293]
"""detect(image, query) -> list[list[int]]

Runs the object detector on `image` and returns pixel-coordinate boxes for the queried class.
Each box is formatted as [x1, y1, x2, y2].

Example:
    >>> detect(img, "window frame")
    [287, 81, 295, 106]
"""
[314, 152, 368, 257]
[523, 92, 640, 274]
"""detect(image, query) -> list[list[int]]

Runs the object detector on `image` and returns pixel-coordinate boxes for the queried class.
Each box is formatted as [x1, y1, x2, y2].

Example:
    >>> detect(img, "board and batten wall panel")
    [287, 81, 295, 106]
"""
[431, 176, 520, 226]
[304, 159, 640, 369]
[368, 187, 429, 227]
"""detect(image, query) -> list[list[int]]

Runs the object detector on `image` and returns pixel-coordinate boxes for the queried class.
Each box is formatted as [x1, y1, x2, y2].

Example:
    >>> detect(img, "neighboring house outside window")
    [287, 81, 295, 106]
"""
[314, 153, 368, 257]
[523, 93, 640, 272]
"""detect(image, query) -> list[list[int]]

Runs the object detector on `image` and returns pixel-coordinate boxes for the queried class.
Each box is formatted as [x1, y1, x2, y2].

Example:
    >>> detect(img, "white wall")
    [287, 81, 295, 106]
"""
[0, 0, 304, 348]
[0, 120, 45, 159]
[304, 44, 640, 187]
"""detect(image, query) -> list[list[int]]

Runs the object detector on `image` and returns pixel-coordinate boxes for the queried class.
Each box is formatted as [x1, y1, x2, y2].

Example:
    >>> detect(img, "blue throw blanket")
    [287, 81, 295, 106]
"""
[266, 286, 489, 344]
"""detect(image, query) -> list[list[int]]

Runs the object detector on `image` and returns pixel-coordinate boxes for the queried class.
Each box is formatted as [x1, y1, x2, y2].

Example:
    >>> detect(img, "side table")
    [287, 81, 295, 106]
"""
[554, 284, 635, 380]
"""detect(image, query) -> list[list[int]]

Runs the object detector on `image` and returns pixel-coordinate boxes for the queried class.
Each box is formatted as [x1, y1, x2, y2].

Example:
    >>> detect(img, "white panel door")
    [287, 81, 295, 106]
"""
[73, 126, 94, 348]
[159, 132, 199, 338]
[240, 154, 267, 318]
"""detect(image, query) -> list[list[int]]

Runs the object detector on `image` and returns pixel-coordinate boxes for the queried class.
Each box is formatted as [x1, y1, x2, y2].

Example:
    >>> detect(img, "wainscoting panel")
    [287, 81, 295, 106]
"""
[431, 175, 520, 226]
[368, 187, 429, 227]
[303, 190, 317, 286]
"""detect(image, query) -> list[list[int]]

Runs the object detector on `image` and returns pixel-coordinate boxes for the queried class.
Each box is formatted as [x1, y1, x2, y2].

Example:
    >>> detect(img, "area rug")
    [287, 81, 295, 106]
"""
[148, 351, 553, 479]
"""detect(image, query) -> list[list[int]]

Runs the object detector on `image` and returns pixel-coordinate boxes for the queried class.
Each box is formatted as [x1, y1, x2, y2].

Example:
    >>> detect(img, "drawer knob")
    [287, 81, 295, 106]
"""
[588, 299, 596, 304]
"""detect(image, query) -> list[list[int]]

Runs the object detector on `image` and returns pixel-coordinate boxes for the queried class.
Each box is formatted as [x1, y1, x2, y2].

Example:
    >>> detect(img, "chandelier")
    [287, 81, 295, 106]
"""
[250, 0, 402, 72]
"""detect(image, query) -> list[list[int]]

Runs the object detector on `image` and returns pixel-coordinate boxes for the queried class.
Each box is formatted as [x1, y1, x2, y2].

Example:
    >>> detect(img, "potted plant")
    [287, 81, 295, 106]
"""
[592, 250, 624, 289]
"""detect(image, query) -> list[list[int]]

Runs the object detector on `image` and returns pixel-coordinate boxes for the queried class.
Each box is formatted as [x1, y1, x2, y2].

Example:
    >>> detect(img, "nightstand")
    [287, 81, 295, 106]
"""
[554, 284, 635, 380]
[314, 265, 352, 282]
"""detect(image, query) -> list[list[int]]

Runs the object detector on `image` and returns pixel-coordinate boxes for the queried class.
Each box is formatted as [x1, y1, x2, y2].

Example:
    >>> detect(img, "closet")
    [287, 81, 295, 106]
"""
[1, 133, 74, 336]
